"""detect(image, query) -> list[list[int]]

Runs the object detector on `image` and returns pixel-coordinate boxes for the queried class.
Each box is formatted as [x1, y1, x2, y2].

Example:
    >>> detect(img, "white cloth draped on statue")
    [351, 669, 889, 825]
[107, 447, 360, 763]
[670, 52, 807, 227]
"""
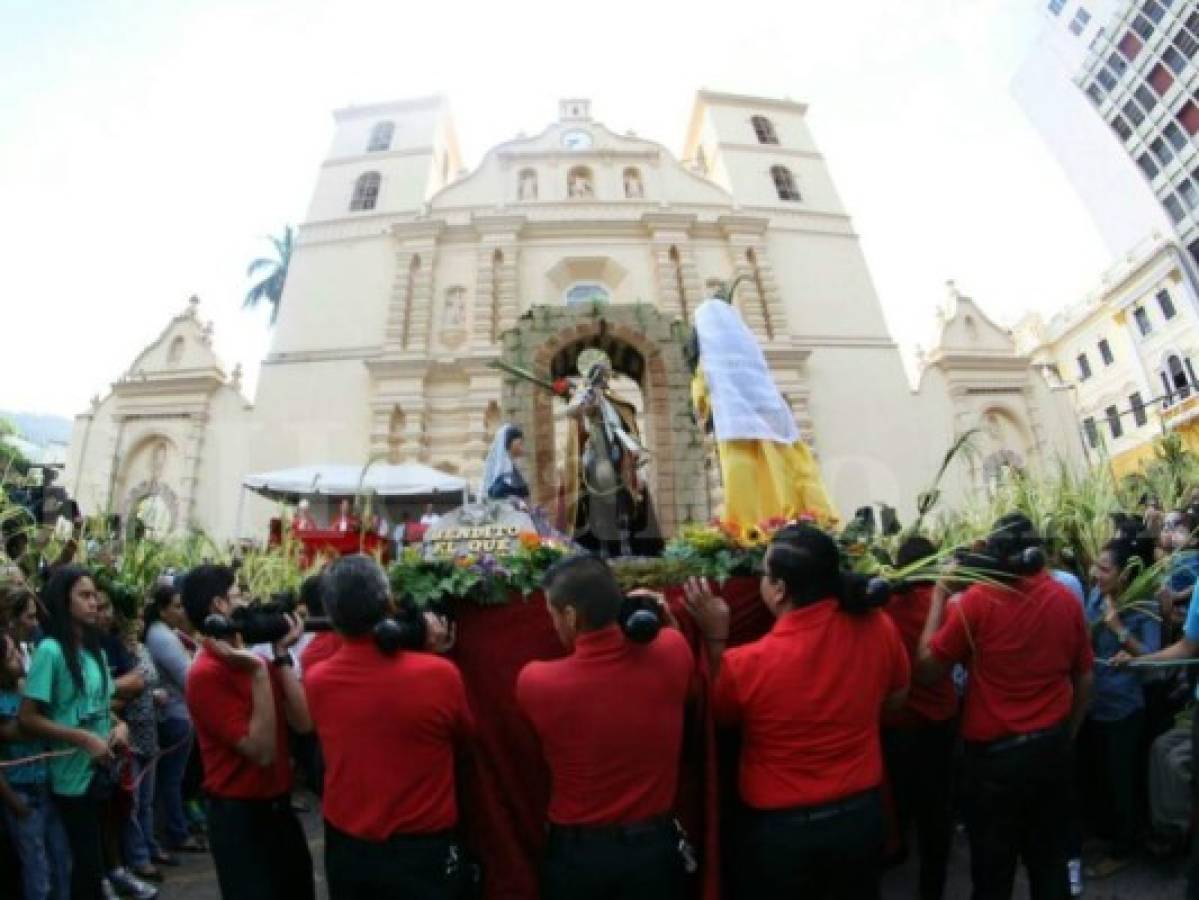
[693, 298, 800, 445]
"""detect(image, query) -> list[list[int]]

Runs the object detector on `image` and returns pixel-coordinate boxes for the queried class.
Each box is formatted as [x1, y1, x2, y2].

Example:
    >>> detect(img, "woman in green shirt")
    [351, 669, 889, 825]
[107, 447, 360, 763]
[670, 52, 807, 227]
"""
[19, 566, 129, 900]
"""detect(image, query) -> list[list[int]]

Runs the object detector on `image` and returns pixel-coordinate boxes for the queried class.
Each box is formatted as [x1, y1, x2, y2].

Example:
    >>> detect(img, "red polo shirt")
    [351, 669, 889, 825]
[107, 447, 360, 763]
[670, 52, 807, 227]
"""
[516, 625, 693, 826]
[186, 649, 292, 800]
[883, 584, 958, 727]
[299, 631, 342, 676]
[929, 571, 1093, 742]
[713, 600, 909, 810]
[304, 637, 474, 839]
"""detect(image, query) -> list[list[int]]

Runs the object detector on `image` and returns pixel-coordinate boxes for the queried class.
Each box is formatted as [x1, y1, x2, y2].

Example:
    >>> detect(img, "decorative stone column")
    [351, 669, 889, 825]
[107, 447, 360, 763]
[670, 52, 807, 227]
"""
[177, 412, 208, 529]
[472, 216, 524, 349]
[644, 214, 698, 324]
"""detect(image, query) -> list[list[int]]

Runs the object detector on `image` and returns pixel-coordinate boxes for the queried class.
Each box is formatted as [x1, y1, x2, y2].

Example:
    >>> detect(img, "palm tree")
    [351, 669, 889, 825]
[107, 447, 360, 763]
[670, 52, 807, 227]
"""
[243, 226, 294, 325]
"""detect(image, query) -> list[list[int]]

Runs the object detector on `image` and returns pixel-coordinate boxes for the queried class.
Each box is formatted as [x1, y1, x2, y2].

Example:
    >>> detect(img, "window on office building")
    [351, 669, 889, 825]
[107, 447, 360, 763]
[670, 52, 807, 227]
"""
[1134, 305, 1153, 335]
[1164, 44, 1189, 75]
[1130, 392, 1148, 427]
[1149, 62, 1175, 95]
[1099, 338, 1114, 365]
[1132, 14, 1155, 41]
[1098, 67, 1119, 91]
[1177, 28, 1199, 59]
[1165, 192, 1186, 222]
[1049, 0, 1066, 13]
[1164, 120, 1187, 149]
[1158, 288, 1177, 319]
[1087, 83, 1106, 104]
[1135, 83, 1159, 111]
[1124, 98, 1147, 125]
[1143, 0, 1166, 23]
[1151, 136, 1174, 167]
[1138, 152, 1160, 178]
[1106, 405, 1124, 439]
[1070, 7, 1092, 35]
[1111, 115, 1134, 140]
[1181, 178, 1199, 208]
[1120, 31, 1144, 60]
[1181, 99, 1199, 134]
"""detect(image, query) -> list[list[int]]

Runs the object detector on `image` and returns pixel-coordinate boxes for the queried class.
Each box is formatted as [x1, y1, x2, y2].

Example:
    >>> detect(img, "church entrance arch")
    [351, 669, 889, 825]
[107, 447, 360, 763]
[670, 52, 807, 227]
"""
[499, 304, 708, 537]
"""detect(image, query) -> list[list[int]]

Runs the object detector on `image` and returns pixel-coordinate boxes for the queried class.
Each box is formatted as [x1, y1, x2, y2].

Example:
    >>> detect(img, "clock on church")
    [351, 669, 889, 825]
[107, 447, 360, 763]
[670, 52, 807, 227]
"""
[561, 129, 593, 150]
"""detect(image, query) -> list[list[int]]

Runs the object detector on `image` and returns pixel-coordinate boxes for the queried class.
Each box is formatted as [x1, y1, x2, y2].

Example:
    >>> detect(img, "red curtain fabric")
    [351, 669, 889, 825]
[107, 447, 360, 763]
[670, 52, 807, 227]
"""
[448, 577, 771, 900]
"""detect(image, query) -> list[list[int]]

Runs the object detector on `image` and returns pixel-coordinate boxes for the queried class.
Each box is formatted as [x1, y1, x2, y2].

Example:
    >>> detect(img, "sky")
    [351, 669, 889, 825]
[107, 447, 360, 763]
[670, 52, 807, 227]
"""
[0, 0, 1112, 420]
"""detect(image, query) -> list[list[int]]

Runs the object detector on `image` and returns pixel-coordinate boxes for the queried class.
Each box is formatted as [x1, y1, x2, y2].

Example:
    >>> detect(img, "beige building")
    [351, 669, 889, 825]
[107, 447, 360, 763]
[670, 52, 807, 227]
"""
[1015, 233, 1199, 475]
[67, 92, 1084, 542]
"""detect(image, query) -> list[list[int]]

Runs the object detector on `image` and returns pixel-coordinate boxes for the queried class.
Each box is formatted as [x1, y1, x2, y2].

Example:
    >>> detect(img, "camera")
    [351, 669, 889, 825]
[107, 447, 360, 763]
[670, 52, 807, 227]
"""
[202, 590, 333, 646]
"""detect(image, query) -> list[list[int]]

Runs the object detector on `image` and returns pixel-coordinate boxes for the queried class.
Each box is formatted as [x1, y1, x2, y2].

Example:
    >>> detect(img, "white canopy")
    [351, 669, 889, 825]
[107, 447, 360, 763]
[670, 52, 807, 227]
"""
[242, 463, 467, 500]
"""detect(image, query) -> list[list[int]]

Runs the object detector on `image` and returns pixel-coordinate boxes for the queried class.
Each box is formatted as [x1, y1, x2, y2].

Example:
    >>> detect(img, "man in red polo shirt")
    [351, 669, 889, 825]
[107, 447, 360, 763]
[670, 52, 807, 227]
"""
[304, 554, 474, 900]
[516, 553, 694, 900]
[182, 564, 315, 900]
[917, 513, 1093, 900]
[687, 523, 909, 899]
[881, 535, 959, 900]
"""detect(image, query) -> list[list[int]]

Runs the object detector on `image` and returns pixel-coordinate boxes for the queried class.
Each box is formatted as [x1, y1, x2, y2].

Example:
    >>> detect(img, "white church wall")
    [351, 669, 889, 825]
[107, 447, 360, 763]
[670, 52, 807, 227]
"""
[270, 235, 393, 354]
[768, 229, 894, 341]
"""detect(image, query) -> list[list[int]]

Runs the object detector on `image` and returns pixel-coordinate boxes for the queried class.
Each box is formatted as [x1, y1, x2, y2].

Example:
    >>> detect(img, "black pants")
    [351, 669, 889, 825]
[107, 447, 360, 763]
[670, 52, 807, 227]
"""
[736, 789, 885, 900]
[325, 821, 471, 900]
[962, 729, 1072, 900]
[206, 794, 315, 900]
[883, 718, 957, 900]
[1086, 711, 1145, 857]
[541, 818, 685, 900]
[1187, 712, 1199, 900]
[55, 792, 106, 900]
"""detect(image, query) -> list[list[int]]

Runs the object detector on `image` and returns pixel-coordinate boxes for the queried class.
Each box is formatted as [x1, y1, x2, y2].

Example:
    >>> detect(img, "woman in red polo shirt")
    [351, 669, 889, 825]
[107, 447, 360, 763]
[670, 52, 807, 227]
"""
[687, 523, 910, 899]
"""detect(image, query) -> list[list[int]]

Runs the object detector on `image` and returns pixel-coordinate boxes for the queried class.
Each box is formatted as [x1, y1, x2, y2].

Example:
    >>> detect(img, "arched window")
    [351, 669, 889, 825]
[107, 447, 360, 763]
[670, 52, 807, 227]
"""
[567, 166, 594, 198]
[565, 282, 610, 305]
[752, 115, 779, 145]
[623, 167, 644, 198]
[1166, 354, 1193, 401]
[771, 165, 801, 202]
[351, 172, 381, 211]
[367, 121, 394, 152]
[517, 168, 538, 200]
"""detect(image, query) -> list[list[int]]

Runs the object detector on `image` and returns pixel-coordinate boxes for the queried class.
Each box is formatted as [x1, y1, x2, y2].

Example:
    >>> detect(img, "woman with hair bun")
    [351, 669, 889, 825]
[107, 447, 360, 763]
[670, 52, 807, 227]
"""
[686, 523, 909, 898]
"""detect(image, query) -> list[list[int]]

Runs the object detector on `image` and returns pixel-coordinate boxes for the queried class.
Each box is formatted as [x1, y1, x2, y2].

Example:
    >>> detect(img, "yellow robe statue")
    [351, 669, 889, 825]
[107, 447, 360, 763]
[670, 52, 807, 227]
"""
[691, 369, 837, 531]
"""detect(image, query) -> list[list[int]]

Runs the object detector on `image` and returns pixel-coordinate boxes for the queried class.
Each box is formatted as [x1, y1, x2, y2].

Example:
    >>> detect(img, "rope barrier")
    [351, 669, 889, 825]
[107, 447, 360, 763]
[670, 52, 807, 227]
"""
[1095, 657, 1199, 668]
[0, 729, 191, 792]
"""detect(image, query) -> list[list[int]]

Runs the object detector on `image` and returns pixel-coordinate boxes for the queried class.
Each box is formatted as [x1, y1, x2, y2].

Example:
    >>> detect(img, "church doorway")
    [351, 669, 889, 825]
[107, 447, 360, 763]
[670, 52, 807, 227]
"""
[499, 304, 709, 539]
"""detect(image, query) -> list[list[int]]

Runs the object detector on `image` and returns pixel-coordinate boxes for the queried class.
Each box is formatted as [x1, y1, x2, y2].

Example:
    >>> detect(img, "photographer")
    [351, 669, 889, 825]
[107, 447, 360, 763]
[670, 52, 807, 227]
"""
[917, 513, 1093, 899]
[516, 553, 694, 900]
[181, 564, 314, 900]
[304, 554, 473, 899]
[686, 523, 908, 899]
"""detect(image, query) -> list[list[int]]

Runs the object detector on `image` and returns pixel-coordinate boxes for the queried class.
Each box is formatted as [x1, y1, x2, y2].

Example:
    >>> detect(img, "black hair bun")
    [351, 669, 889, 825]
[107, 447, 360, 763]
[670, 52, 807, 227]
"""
[839, 574, 891, 615]
[619, 596, 662, 644]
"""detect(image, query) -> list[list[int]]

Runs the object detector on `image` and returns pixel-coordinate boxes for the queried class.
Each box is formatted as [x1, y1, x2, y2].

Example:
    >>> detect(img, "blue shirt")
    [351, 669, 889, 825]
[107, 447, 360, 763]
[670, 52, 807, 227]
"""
[0, 688, 48, 785]
[1167, 550, 1199, 595]
[1052, 570, 1086, 606]
[1085, 587, 1161, 722]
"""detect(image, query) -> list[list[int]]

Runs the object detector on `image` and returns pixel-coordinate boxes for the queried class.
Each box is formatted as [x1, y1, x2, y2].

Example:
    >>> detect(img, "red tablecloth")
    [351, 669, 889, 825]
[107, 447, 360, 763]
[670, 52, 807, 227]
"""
[447, 576, 772, 900]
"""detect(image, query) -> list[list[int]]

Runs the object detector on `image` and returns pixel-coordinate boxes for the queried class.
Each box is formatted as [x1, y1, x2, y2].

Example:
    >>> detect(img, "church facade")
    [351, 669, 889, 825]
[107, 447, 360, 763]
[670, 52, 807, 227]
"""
[66, 92, 1085, 542]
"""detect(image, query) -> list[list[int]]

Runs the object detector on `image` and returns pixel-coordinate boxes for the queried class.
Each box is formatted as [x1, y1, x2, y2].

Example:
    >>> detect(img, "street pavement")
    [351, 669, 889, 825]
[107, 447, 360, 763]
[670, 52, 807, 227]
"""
[160, 794, 1186, 899]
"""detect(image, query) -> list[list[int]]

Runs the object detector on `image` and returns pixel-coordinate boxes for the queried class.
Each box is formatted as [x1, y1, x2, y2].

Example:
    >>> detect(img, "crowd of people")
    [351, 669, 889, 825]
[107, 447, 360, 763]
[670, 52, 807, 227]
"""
[0, 490, 1197, 899]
